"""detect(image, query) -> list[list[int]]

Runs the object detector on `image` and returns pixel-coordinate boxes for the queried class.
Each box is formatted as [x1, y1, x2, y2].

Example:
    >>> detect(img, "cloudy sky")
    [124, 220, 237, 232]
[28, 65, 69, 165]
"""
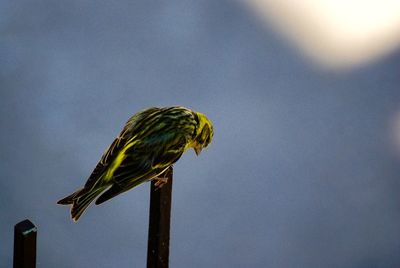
[1, 1, 400, 267]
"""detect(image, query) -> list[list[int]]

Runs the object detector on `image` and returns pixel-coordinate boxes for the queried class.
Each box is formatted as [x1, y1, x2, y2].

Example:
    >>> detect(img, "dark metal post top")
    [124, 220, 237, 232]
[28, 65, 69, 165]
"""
[15, 220, 37, 236]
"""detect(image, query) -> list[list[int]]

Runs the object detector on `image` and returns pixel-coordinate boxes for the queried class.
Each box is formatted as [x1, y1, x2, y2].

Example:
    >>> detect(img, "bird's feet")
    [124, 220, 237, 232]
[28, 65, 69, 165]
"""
[154, 177, 168, 188]
[153, 166, 173, 189]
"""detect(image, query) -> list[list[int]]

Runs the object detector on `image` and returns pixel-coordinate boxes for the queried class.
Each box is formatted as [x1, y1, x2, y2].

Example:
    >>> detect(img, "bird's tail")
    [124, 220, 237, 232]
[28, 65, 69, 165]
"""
[57, 186, 107, 222]
[57, 188, 83, 205]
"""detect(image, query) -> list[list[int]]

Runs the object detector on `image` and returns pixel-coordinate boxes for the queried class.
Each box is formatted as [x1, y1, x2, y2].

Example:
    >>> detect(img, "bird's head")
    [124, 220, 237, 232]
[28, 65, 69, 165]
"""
[192, 112, 214, 155]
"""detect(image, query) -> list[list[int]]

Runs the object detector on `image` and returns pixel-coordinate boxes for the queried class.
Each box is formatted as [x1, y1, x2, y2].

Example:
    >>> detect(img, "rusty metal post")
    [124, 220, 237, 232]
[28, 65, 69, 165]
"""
[147, 167, 173, 268]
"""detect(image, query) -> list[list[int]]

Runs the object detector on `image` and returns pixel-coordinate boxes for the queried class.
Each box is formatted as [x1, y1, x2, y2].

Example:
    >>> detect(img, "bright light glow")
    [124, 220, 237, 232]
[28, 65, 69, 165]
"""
[245, 0, 400, 68]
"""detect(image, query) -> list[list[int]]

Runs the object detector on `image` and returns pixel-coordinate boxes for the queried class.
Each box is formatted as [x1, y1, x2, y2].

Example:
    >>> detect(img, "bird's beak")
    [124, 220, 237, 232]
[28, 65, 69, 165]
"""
[194, 146, 202, 156]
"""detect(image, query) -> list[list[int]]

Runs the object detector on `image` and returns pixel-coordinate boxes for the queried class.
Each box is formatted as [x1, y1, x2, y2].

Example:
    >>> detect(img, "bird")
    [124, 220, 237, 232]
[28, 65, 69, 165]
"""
[57, 106, 213, 222]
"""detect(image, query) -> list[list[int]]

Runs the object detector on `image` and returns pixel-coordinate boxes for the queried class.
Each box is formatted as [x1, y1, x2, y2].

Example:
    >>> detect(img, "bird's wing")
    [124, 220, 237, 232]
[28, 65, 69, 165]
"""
[83, 135, 124, 188]
[94, 131, 188, 205]
[84, 107, 162, 189]
[112, 130, 188, 186]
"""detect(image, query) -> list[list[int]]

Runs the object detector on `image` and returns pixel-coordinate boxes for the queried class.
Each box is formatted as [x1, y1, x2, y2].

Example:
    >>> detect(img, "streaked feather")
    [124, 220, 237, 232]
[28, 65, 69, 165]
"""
[57, 106, 213, 221]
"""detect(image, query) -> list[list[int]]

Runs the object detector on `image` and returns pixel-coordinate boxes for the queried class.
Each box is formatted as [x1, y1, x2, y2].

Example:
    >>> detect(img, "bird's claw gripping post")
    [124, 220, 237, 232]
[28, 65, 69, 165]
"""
[153, 167, 173, 190]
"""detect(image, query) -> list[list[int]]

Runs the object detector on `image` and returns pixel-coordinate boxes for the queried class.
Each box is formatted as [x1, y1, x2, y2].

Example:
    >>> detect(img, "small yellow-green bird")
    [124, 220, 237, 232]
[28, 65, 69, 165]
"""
[57, 106, 213, 222]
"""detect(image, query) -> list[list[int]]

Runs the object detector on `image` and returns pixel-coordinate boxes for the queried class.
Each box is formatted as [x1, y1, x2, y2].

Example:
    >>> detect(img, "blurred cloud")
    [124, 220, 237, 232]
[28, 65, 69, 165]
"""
[245, 0, 400, 68]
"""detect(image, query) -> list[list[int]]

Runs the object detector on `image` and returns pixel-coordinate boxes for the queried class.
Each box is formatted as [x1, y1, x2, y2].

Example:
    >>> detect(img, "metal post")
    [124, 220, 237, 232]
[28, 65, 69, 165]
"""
[13, 219, 37, 268]
[147, 167, 173, 268]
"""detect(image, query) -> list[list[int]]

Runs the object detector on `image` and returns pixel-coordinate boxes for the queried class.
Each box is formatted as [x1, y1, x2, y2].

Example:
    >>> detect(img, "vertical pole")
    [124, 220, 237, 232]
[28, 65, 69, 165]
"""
[13, 219, 37, 268]
[147, 167, 173, 268]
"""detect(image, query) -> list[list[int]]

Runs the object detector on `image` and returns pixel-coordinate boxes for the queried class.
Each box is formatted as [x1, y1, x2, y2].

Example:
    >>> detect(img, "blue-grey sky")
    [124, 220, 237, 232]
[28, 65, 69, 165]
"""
[2, 1, 400, 267]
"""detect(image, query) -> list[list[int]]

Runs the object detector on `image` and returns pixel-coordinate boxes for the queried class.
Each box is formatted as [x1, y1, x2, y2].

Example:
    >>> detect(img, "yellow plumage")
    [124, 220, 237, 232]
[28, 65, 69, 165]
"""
[57, 106, 213, 221]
